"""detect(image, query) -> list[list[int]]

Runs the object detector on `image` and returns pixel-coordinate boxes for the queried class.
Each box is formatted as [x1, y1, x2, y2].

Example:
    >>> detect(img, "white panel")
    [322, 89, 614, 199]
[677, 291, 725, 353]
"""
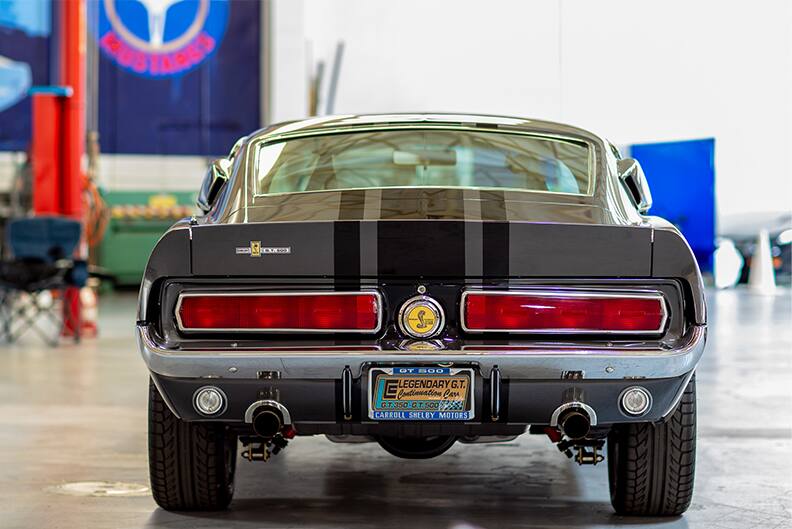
[292, 0, 791, 220]
[559, 0, 792, 217]
[97, 154, 208, 191]
[0, 152, 23, 191]
[271, 0, 309, 122]
[303, 0, 563, 118]
[0, 153, 206, 193]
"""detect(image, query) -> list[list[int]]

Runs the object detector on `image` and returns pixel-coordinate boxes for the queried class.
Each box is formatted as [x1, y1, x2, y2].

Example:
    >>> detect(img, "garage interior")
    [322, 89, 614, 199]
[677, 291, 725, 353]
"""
[0, 1, 790, 528]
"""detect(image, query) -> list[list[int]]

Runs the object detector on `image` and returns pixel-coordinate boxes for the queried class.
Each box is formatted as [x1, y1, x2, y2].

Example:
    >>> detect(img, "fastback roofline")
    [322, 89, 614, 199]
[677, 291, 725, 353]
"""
[246, 113, 609, 146]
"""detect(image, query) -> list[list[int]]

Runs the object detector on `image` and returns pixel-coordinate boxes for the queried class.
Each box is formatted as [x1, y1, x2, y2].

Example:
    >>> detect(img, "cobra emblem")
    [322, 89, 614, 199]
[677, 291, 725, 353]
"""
[416, 310, 427, 329]
[399, 295, 443, 338]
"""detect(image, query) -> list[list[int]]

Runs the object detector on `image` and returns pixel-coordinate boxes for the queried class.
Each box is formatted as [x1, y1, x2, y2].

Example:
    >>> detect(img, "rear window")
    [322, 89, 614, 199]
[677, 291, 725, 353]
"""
[254, 129, 592, 196]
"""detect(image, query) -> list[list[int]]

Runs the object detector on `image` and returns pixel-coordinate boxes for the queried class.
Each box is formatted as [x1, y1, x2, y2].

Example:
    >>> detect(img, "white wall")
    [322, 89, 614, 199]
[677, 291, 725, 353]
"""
[270, 0, 309, 123]
[273, 0, 792, 224]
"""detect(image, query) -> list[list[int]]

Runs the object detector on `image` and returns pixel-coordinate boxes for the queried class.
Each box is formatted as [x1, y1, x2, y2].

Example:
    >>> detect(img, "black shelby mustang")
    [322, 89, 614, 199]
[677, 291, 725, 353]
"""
[138, 114, 705, 515]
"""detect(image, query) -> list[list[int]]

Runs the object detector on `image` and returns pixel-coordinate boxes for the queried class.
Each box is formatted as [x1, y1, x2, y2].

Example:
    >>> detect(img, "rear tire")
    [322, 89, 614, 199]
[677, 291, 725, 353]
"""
[148, 379, 238, 511]
[608, 375, 697, 516]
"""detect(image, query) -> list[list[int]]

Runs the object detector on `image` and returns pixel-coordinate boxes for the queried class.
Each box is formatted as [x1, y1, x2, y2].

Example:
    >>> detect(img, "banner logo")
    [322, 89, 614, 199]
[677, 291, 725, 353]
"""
[97, 0, 229, 77]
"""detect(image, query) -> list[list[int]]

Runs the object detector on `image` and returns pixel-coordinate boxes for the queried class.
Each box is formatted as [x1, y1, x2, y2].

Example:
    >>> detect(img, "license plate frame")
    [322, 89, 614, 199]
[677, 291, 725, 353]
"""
[367, 366, 475, 421]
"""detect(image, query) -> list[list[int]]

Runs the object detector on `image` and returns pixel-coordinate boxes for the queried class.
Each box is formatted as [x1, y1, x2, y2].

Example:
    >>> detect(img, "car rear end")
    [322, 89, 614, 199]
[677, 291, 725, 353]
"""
[139, 214, 704, 435]
[138, 116, 706, 515]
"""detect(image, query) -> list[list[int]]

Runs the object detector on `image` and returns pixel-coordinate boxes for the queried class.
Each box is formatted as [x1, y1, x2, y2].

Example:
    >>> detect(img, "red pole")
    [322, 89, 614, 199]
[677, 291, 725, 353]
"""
[60, 0, 85, 219]
[60, 0, 86, 336]
[31, 93, 63, 215]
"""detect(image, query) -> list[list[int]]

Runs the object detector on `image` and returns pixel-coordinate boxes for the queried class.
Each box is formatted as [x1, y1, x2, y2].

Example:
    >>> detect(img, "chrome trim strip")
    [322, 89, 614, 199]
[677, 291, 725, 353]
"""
[490, 366, 501, 421]
[660, 368, 696, 418]
[151, 374, 181, 419]
[175, 290, 383, 334]
[460, 289, 669, 335]
[550, 401, 598, 427]
[244, 400, 292, 425]
[342, 366, 353, 420]
[137, 324, 706, 381]
[252, 126, 598, 198]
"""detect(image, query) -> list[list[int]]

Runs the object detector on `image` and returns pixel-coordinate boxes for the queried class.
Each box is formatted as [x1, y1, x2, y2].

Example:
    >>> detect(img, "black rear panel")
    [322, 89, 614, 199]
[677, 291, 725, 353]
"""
[190, 220, 652, 278]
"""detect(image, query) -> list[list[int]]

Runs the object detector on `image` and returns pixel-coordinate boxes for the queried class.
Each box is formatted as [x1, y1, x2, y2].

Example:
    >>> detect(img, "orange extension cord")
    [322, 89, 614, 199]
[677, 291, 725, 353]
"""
[82, 175, 109, 252]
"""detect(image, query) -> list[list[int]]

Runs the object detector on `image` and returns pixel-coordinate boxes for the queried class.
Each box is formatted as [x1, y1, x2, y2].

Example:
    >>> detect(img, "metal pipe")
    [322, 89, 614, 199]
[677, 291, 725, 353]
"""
[550, 398, 597, 440]
[244, 400, 291, 439]
[251, 408, 283, 438]
[557, 408, 591, 440]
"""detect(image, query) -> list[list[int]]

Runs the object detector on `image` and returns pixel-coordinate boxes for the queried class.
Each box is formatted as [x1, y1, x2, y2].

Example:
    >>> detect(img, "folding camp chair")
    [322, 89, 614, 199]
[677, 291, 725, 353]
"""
[0, 217, 86, 346]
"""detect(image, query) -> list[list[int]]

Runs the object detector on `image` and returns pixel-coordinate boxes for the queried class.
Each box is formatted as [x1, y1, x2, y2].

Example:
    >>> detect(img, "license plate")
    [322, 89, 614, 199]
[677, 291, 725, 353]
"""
[368, 367, 475, 421]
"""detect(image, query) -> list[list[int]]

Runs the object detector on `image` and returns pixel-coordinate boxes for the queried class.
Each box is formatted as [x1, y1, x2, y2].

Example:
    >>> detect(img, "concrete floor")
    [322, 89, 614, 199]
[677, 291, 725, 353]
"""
[0, 289, 790, 529]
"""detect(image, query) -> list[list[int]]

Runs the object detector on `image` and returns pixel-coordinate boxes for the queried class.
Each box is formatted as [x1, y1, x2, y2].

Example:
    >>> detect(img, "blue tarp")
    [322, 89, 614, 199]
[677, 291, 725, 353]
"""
[630, 139, 716, 272]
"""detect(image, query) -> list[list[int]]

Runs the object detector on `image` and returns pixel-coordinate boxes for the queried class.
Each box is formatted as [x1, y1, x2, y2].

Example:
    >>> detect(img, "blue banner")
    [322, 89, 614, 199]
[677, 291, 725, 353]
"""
[1, 0, 259, 156]
[0, 0, 51, 151]
[95, 0, 261, 155]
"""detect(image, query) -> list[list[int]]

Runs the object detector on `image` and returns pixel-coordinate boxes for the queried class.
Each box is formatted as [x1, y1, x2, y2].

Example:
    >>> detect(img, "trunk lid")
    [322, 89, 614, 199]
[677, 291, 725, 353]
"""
[193, 188, 651, 277]
[192, 220, 652, 278]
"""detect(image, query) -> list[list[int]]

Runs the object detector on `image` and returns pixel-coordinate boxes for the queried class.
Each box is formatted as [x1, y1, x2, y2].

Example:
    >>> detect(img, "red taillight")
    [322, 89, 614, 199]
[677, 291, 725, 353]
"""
[177, 292, 381, 332]
[462, 291, 667, 334]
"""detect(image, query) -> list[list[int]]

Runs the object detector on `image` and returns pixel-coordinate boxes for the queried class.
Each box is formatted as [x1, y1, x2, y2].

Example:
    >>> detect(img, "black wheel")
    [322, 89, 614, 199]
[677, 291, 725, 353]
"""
[148, 379, 238, 511]
[608, 375, 697, 516]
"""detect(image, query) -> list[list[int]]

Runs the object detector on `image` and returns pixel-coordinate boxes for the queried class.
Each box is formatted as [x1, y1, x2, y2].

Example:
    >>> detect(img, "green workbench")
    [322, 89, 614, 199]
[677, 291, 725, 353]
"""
[97, 191, 195, 287]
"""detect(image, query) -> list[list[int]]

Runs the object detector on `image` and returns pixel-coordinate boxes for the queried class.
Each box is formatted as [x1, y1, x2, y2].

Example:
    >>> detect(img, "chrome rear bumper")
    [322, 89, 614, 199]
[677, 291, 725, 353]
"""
[137, 324, 706, 381]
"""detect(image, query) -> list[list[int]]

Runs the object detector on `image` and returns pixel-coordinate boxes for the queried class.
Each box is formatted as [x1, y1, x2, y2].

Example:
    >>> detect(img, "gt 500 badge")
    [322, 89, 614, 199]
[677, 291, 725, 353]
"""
[235, 241, 291, 256]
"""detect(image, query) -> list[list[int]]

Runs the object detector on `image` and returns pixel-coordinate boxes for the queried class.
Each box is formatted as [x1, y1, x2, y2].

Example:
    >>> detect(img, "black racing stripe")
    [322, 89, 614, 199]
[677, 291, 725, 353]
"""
[333, 221, 361, 283]
[378, 187, 472, 220]
[338, 190, 367, 220]
[478, 190, 508, 221]
[483, 222, 510, 278]
[479, 191, 509, 277]
[378, 188, 420, 219]
[377, 221, 466, 277]
[426, 187, 465, 219]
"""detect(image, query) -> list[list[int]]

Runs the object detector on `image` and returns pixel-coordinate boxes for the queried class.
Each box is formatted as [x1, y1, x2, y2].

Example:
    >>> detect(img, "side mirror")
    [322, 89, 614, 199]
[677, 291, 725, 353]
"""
[617, 158, 653, 214]
[196, 159, 230, 213]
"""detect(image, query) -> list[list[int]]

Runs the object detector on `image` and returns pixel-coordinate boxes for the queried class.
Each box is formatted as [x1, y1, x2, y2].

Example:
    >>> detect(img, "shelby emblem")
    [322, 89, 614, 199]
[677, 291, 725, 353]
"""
[398, 296, 445, 339]
[235, 241, 291, 256]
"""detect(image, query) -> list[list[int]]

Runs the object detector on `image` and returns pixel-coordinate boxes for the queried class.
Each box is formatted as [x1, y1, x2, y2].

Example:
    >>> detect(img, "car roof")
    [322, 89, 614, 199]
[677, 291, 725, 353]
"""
[249, 113, 606, 144]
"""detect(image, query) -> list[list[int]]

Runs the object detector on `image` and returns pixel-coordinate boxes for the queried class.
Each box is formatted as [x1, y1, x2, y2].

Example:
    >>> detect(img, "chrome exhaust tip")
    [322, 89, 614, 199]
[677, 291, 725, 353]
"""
[550, 401, 597, 440]
[252, 408, 282, 438]
[557, 408, 591, 440]
[244, 400, 292, 439]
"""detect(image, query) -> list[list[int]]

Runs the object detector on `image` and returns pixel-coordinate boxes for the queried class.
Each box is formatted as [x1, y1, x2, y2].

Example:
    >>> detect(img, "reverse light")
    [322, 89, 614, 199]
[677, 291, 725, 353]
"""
[461, 290, 667, 334]
[620, 386, 652, 416]
[177, 292, 382, 333]
[193, 386, 226, 416]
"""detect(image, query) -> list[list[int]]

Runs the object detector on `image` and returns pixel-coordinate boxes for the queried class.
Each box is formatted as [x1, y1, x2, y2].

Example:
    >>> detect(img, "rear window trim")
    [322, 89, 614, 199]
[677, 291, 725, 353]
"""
[250, 125, 598, 199]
